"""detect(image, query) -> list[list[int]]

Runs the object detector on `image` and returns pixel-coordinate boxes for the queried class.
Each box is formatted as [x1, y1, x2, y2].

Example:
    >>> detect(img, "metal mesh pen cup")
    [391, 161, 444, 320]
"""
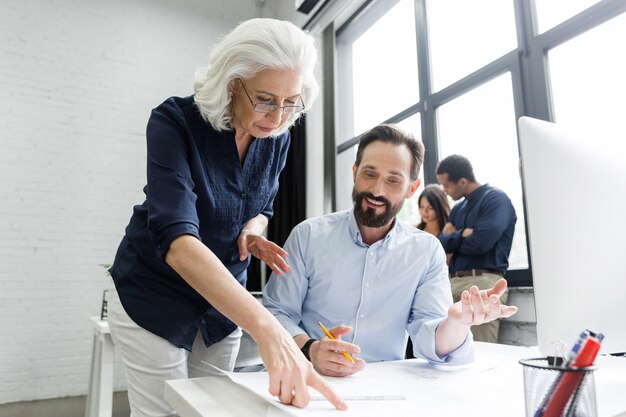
[519, 358, 597, 417]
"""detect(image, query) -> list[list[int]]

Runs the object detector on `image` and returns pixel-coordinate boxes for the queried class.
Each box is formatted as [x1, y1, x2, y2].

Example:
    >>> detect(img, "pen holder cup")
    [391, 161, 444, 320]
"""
[519, 358, 597, 417]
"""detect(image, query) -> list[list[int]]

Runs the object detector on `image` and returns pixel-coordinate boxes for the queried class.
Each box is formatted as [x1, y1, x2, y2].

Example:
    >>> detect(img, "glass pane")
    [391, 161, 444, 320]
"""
[336, 147, 358, 212]
[396, 114, 424, 226]
[351, 0, 419, 136]
[437, 73, 528, 270]
[395, 112, 421, 139]
[535, 0, 600, 34]
[549, 12, 626, 142]
[427, 0, 517, 92]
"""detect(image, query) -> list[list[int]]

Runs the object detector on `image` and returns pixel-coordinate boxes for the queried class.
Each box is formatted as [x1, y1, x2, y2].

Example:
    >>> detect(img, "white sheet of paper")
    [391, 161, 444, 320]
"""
[202, 346, 530, 417]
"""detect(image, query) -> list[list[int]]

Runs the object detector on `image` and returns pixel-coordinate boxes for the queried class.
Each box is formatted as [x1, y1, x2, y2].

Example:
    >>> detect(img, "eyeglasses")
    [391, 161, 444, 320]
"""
[237, 78, 305, 115]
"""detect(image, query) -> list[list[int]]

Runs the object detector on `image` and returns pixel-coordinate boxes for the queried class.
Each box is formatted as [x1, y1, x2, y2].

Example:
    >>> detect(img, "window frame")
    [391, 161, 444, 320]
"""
[326, 0, 626, 287]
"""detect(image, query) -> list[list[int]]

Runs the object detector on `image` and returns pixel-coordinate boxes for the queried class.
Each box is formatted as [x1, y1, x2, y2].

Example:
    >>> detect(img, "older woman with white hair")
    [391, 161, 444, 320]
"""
[107, 18, 345, 416]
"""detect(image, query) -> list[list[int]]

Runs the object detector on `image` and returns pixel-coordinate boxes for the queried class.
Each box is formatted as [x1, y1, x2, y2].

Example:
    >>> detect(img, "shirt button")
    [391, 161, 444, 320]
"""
[365, 283, 370, 288]
[240, 193, 246, 199]
[360, 314, 365, 319]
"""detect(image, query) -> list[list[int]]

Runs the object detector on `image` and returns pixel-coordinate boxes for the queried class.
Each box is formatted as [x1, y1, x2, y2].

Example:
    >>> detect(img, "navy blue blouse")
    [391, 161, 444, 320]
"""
[109, 95, 290, 350]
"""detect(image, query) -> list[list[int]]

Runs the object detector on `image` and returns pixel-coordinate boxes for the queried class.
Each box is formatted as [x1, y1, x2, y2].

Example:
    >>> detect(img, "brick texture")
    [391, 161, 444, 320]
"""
[0, 0, 257, 403]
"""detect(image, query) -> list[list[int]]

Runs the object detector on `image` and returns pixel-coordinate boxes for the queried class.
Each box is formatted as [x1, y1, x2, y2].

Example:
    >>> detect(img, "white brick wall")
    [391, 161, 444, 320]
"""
[0, 0, 258, 403]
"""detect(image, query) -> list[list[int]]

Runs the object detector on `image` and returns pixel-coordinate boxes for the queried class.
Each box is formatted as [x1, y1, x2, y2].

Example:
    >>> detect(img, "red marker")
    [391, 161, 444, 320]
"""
[540, 333, 603, 417]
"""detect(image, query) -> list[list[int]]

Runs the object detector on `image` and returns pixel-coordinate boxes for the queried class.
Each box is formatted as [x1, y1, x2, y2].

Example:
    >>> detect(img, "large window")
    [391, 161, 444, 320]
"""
[351, 0, 418, 136]
[427, 0, 517, 92]
[336, 0, 418, 144]
[549, 11, 626, 141]
[437, 74, 527, 270]
[332, 0, 626, 286]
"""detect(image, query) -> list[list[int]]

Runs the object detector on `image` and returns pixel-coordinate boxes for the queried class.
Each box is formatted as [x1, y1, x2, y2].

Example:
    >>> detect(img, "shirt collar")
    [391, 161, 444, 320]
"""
[465, 183, 489, 203]
[348, 208, 397, 247]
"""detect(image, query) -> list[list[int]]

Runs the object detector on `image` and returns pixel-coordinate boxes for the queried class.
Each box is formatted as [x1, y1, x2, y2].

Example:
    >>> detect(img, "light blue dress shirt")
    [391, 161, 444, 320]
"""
[263, 209, 474, 364]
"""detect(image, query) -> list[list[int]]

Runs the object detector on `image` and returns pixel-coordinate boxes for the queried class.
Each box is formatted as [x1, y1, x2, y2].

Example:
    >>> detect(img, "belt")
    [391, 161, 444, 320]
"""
[449, 269, 502, 278]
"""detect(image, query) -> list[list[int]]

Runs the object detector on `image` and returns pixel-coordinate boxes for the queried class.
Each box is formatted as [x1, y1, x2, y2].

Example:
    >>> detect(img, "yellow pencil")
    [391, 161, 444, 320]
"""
[317, 321, 356, 364]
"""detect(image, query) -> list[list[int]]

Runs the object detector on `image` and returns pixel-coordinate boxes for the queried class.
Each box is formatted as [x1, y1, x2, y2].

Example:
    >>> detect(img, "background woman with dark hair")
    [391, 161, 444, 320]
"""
[407, 184, 453, 359]
[416, 184, 450, 236]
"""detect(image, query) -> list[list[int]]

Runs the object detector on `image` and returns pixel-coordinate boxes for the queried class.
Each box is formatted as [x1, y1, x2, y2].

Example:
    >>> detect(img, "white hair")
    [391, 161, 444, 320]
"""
[193, 18, 319, 137]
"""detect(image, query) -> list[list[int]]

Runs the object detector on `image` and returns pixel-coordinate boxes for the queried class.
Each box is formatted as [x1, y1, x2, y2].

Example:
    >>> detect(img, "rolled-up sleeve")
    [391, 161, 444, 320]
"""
[145, 105, 201, 259]
[407, 242, 474, 365]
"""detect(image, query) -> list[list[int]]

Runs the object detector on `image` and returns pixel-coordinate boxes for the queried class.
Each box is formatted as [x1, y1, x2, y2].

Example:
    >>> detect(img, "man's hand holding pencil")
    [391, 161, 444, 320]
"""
[309, 323, 366, 377]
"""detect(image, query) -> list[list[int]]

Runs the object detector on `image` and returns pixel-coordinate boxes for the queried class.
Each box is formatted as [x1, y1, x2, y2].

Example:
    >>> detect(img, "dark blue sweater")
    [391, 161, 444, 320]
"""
[110, 95, 290, 350]
[438, 184, 516, 276]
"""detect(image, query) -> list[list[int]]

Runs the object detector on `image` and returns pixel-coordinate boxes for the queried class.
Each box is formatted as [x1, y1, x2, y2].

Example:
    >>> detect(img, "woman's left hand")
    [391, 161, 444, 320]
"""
[237, 229, 291, 275]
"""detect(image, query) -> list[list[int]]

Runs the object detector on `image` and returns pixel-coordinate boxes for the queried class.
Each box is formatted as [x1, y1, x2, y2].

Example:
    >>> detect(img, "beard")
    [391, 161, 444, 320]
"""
[352, 189, 405, 228]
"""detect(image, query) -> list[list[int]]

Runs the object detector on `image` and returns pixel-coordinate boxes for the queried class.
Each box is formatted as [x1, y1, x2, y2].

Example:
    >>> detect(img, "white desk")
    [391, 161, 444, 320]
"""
[85, 317, 114, 417]
[165, 343, 626, 417]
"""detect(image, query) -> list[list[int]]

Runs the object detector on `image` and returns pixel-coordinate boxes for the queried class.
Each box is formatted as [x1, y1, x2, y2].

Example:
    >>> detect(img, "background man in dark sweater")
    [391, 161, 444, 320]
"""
[436, 154, 517, 343]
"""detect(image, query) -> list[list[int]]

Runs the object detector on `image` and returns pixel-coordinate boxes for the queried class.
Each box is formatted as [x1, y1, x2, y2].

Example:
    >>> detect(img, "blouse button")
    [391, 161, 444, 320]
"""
[240, 193, 246, 199]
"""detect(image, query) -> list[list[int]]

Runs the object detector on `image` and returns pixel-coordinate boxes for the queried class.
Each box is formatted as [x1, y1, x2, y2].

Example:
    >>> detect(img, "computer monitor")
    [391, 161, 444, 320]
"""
[518, 116, 626, 356]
